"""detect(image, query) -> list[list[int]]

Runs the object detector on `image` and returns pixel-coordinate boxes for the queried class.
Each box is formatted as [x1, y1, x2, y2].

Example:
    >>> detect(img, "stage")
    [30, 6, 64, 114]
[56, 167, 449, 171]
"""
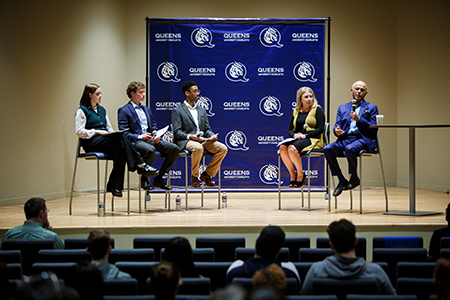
[1, 187, 448, 260]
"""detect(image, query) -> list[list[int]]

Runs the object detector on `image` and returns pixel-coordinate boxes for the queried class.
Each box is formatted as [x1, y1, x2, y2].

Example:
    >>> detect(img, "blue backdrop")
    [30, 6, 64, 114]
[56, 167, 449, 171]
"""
[147, 18, 326, 189]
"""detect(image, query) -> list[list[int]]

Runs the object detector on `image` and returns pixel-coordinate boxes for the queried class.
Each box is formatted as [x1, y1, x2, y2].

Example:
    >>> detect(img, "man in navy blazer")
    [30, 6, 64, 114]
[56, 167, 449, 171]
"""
[118, 81, 179, 190]
[323, 81, 378, 197]
[171, 81, 227, 188]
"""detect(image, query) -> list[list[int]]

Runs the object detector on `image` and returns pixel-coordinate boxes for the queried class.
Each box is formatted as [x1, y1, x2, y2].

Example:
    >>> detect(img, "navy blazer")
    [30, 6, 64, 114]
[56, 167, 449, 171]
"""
[118, 101, 158, 144]
[334, 100, 378, 153]
[171, 102, 214, 150]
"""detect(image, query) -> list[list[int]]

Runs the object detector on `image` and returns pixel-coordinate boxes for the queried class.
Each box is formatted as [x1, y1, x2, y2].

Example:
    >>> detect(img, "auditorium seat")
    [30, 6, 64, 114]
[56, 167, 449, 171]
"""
[396, 262, 435, 280]
[235, 247, 289, 262]
[285, 296, 338, 300]
[115, 262, 158, 295]
[395, 278, 435, 300]
[373, 236, 423, 249]
[293, 262, 313, 283]
[1, 239, 54, 275]
[312, 278, 378, 300]
[316, 237, 367, 260]
[161, 247, 215, 262]
[299, 248, 334, 262]
[109, 249, 155, 264]
[31, 262, 77, 280]
[194, 261, 232, 291]
[285, 237, 311, 262]
[133, 237, 173, 261]
[232, 277, 299, 295]
[64, 237, 115, 249]
[177, 277, 212, 295]
[0, 250, 21, 264]
[195, 237, 245, 262]
[440, 248, 450, 258]
[346, 295, 418, 300]
[440, 237, 450, 248]
[104, 278, 139, 296]
[38, 249, 91, 263]
[6, 263, 23, 280]
[372, 248, 427, 285]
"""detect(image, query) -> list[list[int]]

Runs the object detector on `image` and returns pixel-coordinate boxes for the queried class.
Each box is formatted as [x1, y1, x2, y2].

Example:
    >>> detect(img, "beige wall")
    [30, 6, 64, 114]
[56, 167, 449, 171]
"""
[0, 0, 449, 206]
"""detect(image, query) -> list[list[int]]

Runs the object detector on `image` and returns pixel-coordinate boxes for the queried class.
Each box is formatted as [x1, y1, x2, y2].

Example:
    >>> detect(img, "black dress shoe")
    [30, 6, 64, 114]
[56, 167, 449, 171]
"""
[333, 183, 347, 197]
[107, 187, 123, 197]
[137, 164, 159, 177]
[153, 176, 172, 190]
[346, 178, 360, 190]
[140, 177, 154, 190]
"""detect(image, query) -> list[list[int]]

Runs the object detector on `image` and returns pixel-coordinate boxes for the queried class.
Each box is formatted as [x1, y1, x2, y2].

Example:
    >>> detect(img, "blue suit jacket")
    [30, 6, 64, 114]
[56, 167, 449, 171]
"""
[333, 100, 378, 152]
[118, 101, 158, 144]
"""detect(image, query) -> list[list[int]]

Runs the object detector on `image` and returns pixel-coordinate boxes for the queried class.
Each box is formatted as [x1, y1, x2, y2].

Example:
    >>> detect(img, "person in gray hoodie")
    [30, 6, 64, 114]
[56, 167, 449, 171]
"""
[301, 219, 395, 295]
[87, 229, 131, 279]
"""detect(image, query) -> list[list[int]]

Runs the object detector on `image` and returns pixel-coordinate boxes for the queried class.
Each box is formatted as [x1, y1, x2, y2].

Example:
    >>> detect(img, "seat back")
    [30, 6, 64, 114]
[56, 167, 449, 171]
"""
[1, 239, 54, 275]
[372, 248, 427, 285]
[194, 262, 232, 292]
[38, 249, 91, 263]
[133, 237, 174, 261]
[346, 295, 418, 300]
[440, 248, 450, 258]
[373, 236, 423, 249]
[6, 263, 23, 280]
[161, 247, 215, 262]
[285, 237, 310, 262]
[65, 237, 115, 249]
[440, 237, 450, 249]
[196, 237, 245, 262]
[285, 296, 338, 300]
[395, 278, 435, 300]
[232, 277, 299, 295]
[316, 237, 366, 260]
[177, 277, 211, 295]
[109, 249, 155, 264]
[235, 247, 289, 262]
[293, 262, 314, 284]
[299, 248, 334, 262]
[0, 250, 22, 264]
[104, 278, 139, 296]
[31, 262, 77, 280]
[115, 262, 158, 295]
[396, 262, 435, 280]
[312, 278, 378, 300]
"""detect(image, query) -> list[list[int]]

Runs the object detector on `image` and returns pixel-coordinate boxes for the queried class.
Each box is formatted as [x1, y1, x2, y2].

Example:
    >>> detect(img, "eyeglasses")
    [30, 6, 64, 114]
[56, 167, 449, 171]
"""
[43, 208, 50, 214]
[190, 89, 201, 94]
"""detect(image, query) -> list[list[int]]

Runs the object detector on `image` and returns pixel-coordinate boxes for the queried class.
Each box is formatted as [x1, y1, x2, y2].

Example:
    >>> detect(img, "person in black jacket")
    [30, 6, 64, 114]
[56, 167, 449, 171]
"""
[428, 203, 450, 262]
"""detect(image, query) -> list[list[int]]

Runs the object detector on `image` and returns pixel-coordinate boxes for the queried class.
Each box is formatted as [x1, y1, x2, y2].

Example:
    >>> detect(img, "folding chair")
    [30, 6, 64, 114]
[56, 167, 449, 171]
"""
[278, 123, 330, 211]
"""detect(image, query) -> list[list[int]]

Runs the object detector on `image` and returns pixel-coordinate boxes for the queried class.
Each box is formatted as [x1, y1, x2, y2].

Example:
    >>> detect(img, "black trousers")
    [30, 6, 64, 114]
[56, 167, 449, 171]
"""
[81, 133, 143, 190]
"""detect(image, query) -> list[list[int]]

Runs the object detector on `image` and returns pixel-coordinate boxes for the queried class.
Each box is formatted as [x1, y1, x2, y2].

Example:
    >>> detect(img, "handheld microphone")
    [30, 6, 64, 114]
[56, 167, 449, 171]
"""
[151, 130, 158, 136]
[302, 124, 308, 133]
[352, 99, 357, 112]
[197, 131, 204, 138]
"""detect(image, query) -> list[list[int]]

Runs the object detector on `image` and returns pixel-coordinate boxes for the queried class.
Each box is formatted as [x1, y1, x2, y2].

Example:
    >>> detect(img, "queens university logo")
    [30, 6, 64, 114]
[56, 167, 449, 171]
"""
[259, 27, 283, 48]
[196, 96, 215, 117]
[161, 127, 173, 143]
[259, 96, 283, 117]
[225, 130, 249, 151]
[157, 61, 181, 82]
[191, 27, 215, 48]
[259, 164, 279, 185]
[225, 62, 249, 82]
[293, 61, 317, 82]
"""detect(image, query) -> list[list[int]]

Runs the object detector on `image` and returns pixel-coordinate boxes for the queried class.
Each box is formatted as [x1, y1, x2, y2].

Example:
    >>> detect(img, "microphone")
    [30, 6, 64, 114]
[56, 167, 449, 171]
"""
[302, 124, 308, 134]
[151, 130, 158, 137]
[352, 99, 357, 112]
[197, 131, 204, 138]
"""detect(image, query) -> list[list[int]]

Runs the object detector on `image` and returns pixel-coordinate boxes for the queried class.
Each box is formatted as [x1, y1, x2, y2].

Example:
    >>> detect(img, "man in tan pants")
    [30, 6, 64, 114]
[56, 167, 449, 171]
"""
[172, 81, 227, 187]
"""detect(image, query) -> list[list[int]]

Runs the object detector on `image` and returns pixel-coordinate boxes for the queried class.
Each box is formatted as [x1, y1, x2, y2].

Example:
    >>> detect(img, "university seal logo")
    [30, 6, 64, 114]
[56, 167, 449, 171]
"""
[259, 96, 283, 117]
[196, 96, 215, 117]
[259, 27, 283, 48]
[293, 61, 317, 82]
[259, 164, 279, 185]
[157, 61, 181, 82]
[225, 62, 249, 82]
[191, 27, 215, 48]
[225, 130, 249, 151]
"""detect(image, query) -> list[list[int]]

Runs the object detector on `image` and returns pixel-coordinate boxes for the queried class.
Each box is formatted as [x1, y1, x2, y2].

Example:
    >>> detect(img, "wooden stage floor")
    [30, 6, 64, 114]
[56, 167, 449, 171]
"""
[0, 187, 448, 230]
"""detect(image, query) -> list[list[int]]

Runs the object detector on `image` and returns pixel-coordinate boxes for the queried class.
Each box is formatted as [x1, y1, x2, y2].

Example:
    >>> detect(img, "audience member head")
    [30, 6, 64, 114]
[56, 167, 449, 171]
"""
[126, 81, 146, 99]
[24, 197, 48, 224]
[208, 284, 248, 300]
[15, 271, 80, 300]
[65, 260, 103, 300]
[79, 83, 100, 108]
[255, 225, 285, 260]
[87, 229, 111, 261]
[149, 261, 181, 300]
[327, 219, 357, 255]
[162, 236, 200, 277]
[434, 258, 450, 300]
[252, 263, 286, 295]
[182, 81, 197, 95]
[296, 86, 318, 111]
[250, 287, 285, 300]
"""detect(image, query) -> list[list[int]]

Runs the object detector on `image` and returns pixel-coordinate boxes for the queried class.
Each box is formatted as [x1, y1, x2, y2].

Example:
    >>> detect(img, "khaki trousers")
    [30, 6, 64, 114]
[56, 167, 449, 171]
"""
[186, 140, 227, 178]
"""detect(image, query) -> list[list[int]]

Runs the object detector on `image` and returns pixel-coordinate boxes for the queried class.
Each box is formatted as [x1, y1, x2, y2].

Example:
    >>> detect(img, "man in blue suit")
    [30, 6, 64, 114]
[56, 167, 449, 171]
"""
[118, 81, 179, 190]
[323, 81, 378, 197]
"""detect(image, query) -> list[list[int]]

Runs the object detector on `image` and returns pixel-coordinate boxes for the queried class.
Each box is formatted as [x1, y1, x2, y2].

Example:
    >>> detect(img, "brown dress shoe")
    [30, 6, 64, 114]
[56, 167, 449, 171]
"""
[200, 171, 216, 187]
[191, 176, 201, 188]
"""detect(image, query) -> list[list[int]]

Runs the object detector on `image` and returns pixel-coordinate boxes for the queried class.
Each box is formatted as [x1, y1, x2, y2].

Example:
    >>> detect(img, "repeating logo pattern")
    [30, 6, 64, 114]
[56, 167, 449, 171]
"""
[259, 164, 279, 185]
[259, 96, 283, 117]
[225, 130, 249, 151]
[191, 27, 215, 48]
[196, 96, 215, 117]
[225, 62, 249, 82]
[157, 61, 181, 82]
[293, 61, 317, 82]
[259, 27, 283, 48]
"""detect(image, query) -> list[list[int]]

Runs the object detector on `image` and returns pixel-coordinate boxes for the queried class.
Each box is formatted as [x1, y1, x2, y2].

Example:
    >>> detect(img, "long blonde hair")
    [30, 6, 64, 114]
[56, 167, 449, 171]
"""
[295, 87, 318, 111]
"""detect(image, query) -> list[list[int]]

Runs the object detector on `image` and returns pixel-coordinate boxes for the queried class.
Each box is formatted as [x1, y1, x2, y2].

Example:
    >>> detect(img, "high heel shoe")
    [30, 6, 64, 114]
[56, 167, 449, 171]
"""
[294, 173, 306, 188]
[289, 171, 297, 188]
